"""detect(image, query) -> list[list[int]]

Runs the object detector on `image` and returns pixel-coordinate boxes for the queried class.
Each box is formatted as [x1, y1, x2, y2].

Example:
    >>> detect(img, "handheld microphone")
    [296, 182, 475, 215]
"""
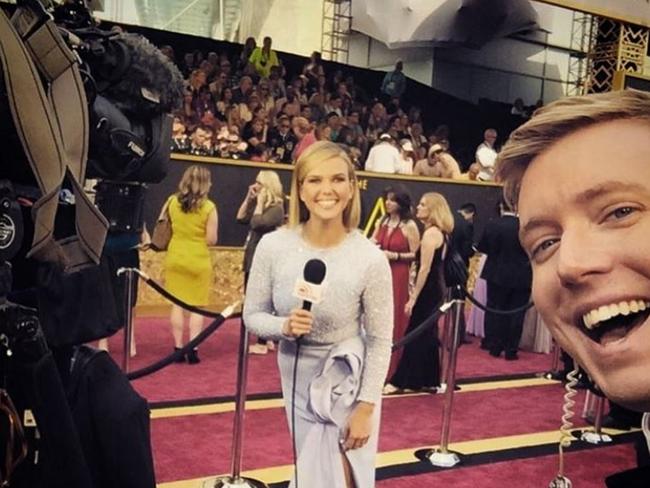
[290, 258, 326, 488]
[293, 258, 327, 312]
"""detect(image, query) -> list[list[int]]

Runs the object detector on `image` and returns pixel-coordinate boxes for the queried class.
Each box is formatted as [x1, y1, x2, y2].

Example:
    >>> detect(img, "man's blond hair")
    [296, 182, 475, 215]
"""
[496, 90, 650, 207]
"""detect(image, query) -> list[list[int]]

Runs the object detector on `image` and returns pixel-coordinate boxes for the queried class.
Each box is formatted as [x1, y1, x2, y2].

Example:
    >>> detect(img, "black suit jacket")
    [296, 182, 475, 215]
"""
[450, 212, 474, 266]
[606, 466, 650, 487]
[68, 347, 156, 488]
[477, 214, 532, 289]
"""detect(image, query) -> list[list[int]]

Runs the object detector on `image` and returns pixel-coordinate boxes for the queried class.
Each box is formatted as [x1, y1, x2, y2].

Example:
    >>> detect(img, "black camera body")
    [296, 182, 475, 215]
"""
[2, 0, 183, 235]
[73, 27, 182, 184]
[0, 0, 183, 345]
[64, 19, 183, 233]
[0, 300, 47, 362]
[0, 4, 168, 487]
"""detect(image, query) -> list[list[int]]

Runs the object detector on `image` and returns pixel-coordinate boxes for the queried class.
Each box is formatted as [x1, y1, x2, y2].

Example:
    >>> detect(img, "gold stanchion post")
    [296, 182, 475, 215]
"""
[202, 312, 268, 488]
[428, 294, 464, 467]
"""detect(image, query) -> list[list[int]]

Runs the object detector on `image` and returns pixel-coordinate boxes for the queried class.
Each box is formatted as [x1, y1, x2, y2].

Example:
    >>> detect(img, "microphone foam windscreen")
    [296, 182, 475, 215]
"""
[303, 259, 326, 285]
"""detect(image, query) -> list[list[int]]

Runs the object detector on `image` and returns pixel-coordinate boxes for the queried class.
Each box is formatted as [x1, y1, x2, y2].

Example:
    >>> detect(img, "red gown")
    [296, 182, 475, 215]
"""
[375, 222, 411, 380]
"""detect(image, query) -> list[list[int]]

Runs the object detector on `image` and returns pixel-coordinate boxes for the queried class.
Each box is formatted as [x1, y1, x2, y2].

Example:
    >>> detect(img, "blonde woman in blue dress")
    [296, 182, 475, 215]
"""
[244, 141, 393, 487]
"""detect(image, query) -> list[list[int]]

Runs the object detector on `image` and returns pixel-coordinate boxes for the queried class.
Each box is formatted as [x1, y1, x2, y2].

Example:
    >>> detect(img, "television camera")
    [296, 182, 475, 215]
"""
[0, 1, 183, 485]
[0, 0, 183, 345]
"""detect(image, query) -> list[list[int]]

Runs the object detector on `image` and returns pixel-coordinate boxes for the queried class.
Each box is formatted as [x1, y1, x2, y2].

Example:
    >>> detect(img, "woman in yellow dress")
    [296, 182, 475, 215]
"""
[163, 165, 218, 363]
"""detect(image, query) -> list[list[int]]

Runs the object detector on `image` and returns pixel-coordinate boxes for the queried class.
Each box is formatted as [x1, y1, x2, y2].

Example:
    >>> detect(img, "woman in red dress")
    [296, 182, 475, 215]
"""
[371, 186, 420, 380]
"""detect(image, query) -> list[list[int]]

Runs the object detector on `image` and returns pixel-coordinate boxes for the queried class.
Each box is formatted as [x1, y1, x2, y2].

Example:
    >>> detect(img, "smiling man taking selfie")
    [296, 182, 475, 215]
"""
[496, 89, 650, 486]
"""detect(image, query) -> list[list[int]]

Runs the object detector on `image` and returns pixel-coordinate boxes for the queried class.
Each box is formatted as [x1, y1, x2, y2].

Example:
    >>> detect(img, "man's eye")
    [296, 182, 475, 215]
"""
[609, 206, 635, 220]
[531, 238, 559, 259]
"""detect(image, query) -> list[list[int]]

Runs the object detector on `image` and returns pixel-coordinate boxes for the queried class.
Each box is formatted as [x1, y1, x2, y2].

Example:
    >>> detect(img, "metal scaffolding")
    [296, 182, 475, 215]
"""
[321, 0, 352, 63]
[566, 11, 595, 96]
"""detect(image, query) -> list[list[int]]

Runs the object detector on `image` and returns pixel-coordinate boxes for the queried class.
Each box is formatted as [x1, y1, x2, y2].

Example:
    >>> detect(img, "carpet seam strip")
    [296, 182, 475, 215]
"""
[150, 377, 559, 419]
[147, 371, 548, 410]
[154, 428, 641, 487]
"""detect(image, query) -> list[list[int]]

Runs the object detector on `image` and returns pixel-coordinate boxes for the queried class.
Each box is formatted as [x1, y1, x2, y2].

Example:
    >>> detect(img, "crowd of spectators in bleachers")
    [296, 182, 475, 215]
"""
[163, 35, 533, 181]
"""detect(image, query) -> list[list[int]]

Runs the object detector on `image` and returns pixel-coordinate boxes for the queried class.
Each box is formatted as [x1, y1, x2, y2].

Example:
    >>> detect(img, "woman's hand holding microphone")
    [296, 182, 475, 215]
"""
[282, 308, 313, 338]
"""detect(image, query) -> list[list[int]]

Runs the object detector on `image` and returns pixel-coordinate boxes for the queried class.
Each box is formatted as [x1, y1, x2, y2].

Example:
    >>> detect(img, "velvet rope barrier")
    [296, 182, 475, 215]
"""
[118, 267, 240, 381]
[391, 301, 451, 352]
[122, 267, 226, 318]
[126, 309, 235, 381]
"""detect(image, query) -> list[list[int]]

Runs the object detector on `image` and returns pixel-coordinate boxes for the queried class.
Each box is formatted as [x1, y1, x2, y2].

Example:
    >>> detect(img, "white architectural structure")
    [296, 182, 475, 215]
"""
[93, 0, 649, 105]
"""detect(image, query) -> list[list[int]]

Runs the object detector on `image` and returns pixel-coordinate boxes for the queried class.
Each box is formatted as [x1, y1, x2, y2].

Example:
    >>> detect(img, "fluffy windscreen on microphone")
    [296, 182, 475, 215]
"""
[303, 258, 326, 285]
[80, 31, 184, 118]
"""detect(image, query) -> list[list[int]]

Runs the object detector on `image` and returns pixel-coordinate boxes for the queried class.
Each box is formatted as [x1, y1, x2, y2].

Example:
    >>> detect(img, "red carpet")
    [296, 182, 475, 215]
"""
[104, 316, 640, 487]
[376, 444, 638, 488]
[150, 383, 590, 481]
[106, 316, 552, 403]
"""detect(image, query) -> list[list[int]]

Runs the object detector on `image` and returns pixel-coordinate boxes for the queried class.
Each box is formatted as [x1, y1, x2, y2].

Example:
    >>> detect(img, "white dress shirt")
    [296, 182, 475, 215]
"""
[365, 142, 401, 174]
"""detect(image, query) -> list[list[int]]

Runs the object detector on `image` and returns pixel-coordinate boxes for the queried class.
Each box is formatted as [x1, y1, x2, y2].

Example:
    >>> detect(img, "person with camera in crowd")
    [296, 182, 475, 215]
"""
[267, 114, 298, 163]
[249, 36, 280, 79]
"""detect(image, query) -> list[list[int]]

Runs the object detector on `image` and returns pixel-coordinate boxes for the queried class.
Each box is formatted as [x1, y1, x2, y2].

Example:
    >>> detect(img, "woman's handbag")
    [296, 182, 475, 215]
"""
[150, 200, 171, 251]
[443, 234, 469, 288]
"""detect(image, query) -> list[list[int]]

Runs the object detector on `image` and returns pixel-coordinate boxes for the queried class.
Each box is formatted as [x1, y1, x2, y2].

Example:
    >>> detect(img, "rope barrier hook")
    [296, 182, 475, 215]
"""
[116, 266, 150, 281]
[439, 300, 454, 313]
[221, 301, 241, 319]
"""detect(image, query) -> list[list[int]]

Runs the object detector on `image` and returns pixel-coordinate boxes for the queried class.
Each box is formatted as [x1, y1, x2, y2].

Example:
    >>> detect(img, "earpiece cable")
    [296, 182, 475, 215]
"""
[549, 364, 579, 487]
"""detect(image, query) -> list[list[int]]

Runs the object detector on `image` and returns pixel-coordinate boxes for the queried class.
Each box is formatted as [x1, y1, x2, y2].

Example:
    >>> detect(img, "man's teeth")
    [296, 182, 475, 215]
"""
[582, 300, 649, 329]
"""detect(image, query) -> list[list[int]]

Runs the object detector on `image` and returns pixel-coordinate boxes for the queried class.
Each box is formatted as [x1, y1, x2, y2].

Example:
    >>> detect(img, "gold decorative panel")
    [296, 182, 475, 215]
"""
[136, 247, 244, 314]
[587, 18, 649, 92]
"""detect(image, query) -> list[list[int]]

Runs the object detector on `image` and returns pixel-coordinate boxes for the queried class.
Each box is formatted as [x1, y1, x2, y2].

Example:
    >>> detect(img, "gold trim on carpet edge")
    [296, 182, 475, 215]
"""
[151, 398, 286, 419]
[155, 427, 636, 487]
[150, 377, 558, 419]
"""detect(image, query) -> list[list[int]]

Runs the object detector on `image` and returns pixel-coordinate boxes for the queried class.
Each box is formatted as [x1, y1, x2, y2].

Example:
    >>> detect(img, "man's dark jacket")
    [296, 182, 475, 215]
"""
[477, 213, 531, 289]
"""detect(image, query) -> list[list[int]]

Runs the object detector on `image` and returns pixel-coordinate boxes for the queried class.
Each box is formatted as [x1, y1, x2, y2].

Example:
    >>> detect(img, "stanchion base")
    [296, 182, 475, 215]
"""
[202, 476, 269, 488]
[580, 431, 612, 445]
[427, 449, 461, 468]
[542, 371, 563, 381]
[436, 383, 461, 394]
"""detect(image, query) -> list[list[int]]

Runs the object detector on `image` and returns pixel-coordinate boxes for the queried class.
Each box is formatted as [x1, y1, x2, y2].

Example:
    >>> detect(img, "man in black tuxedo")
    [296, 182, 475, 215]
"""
[477, 201, 532, 360]
[450, 203, 476, 267]
[449, 203, 476, 343]
[450, 203, 475, 266]
[267, 114, 297, 164]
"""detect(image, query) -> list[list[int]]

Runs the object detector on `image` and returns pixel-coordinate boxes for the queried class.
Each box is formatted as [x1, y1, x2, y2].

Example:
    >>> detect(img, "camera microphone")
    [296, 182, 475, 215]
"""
[293, 258, 327, 313]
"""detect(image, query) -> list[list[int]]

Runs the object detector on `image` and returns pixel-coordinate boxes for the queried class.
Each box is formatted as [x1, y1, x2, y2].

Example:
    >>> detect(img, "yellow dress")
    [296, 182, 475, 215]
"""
[164, 195, 216, 305]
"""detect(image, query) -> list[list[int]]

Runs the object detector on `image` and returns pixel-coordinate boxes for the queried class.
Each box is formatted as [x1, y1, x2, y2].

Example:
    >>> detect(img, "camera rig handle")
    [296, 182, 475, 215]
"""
[0, 2, 108, 272]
